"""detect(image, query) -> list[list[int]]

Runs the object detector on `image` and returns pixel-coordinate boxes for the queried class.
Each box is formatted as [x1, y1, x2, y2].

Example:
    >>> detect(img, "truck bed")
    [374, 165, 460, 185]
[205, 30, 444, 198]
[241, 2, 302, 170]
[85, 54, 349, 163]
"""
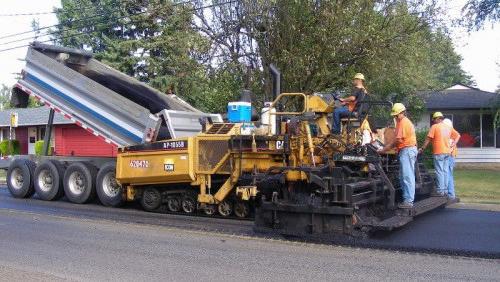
[12, 42, 219, 147]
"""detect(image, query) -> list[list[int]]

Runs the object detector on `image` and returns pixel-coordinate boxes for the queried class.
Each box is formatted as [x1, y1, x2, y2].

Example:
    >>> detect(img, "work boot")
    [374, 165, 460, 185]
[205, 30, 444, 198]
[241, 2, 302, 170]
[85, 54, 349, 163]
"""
[398, 202, 413, 209]
[430, 191, 446, 197]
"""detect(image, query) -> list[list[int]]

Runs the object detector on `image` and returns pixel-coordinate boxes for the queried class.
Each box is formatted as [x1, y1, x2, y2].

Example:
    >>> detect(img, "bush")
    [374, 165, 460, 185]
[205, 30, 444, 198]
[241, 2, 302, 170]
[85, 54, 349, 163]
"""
[0, 140, 20, 156]
[416, 129, 433, 169]
[34, 140, 53, 156]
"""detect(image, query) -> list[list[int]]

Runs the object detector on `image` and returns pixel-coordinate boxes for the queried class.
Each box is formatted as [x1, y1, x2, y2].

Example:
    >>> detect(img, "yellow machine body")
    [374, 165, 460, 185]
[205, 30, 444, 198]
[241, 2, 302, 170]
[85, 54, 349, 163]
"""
[116, 137, 195, 185]
[115, 92, 372, 208]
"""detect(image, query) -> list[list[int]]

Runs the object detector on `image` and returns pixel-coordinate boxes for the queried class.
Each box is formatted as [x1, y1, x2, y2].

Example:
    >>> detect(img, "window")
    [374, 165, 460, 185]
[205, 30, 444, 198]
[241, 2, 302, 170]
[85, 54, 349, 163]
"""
[440, 112, 497, 148]
[454, 113, 480, 147]
[39, 127, 46, 140]
[482, 114, 495, 147]
[2, 128, 12, 140]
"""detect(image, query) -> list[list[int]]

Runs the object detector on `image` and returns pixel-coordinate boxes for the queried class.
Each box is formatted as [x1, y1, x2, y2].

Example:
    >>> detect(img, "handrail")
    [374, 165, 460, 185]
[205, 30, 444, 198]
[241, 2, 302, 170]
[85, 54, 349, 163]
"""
[269, 93, 308, 115]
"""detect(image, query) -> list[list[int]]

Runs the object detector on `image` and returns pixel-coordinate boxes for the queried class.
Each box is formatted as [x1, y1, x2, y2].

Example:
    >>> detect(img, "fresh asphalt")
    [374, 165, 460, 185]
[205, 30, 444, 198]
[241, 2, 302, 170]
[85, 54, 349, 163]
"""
[0, 186, 499, 263]
[0, 208, 498, 281]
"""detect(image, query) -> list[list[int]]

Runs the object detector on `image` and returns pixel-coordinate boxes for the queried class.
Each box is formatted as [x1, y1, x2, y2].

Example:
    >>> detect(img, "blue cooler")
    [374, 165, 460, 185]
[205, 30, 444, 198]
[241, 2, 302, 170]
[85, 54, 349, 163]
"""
[227, 102, 251, 122]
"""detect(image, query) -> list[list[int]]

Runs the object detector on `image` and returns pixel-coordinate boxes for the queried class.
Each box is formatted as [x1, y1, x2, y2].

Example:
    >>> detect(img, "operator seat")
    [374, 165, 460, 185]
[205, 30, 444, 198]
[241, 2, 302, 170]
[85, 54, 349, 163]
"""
[340, 91, 369, 129]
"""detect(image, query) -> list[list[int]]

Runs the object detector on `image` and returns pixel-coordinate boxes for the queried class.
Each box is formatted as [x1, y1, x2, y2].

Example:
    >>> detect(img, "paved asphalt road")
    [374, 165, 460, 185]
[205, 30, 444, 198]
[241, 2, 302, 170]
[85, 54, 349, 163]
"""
[0, 187, 499, 281]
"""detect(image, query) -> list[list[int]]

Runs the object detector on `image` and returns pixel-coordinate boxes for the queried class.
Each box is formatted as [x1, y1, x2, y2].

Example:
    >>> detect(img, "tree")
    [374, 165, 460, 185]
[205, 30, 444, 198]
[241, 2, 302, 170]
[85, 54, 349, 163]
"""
[462, 0, 500, 30]
[0, 84, 11, 110]
[54, 0, 210, 108]
[52, 0, 473, 116]
[193, 1, 471, 115]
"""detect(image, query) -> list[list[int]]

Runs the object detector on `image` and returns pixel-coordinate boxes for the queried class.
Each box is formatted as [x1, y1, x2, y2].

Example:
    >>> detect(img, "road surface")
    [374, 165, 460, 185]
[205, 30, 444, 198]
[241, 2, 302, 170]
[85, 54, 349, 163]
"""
[0, 187, 499, 281]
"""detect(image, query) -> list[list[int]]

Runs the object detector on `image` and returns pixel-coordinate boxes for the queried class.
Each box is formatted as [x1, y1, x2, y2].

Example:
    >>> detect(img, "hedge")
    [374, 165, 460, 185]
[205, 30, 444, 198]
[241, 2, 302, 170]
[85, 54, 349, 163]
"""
[416, 129, 433, 169]
[34, 140, 53, 156]
[0, 140, 20, 156]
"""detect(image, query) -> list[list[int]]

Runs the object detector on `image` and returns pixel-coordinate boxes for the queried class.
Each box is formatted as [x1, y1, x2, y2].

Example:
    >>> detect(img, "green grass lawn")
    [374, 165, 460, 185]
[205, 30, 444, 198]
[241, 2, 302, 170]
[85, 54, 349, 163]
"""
[454, 169, 500, 204]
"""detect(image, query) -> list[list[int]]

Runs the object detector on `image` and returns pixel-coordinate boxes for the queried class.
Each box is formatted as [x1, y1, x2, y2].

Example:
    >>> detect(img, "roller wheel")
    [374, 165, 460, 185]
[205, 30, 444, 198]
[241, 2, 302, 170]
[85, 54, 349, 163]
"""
[203, 205, 217, 216]
[96, 162, 124, 207]
[34, 160, 65, 201]
[63, 162, 97, 204]
[141, 187, 162, 212]
[234, 201, 250, 218]
[167, 196, 181, 212]
[6, 159, 36, 198]
[181, 195, 197, 214]
[217, 200, 233, 217]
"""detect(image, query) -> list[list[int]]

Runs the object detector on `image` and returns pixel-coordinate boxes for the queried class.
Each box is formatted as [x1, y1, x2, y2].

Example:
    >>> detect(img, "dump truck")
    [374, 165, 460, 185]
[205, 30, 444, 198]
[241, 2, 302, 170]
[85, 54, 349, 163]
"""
[2, 42, 221, 206]
[3, 43, 451, 238]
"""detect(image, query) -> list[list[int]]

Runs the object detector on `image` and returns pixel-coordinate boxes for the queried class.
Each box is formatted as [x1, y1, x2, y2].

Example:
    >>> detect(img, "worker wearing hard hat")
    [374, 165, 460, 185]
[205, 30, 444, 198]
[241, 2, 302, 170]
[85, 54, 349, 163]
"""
[419, 112, 460, 197]
[442, 118, 460, 199]
[378, 103, 418, 209]
[331, 73, 368, 134]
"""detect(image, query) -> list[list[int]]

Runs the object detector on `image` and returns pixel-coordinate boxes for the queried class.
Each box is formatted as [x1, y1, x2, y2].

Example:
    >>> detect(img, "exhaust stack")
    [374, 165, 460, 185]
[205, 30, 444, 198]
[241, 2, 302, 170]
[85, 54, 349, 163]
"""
[269, 64, 281, 100]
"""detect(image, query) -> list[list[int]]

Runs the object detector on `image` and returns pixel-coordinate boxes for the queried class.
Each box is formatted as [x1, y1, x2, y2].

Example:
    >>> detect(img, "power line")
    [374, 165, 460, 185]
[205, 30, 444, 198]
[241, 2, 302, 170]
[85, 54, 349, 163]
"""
[0, 0, 195, 44]
[0, 10, 128, 46]
[0, 0, 239, 53]
[0, 10, 114, 40]
[0, 11, 55, 17]
[0, 1, 140, 40]
[0, 0, 200, 41]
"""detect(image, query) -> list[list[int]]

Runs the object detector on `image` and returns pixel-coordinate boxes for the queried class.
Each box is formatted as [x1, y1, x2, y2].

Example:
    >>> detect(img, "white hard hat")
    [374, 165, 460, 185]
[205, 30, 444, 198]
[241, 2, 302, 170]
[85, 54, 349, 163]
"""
[443, 118, 453, 128]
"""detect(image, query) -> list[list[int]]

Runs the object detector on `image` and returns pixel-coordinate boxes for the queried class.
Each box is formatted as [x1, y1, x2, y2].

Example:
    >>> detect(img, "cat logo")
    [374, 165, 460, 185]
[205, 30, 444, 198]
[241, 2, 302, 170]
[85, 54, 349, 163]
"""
[164, 159, 174, 172]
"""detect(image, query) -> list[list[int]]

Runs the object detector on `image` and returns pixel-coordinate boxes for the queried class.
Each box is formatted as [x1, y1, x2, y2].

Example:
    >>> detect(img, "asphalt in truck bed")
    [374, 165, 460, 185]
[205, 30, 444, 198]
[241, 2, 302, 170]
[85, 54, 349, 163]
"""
[0, 187, 499, 260]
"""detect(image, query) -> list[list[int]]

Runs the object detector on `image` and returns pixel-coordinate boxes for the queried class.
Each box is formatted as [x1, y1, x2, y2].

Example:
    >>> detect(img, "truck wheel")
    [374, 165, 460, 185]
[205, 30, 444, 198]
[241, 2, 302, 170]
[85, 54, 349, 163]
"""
[234, 201, 250, 218]
[141, 187, 162, 212]
[181, 194, 197, 214]
[34, 160, 65, 201]
[96, 163, 123, 207]
[218, 200, 233, 217]
[167, 196, 181, 212]
[63, 162, 97, 204]
[7, 159, 36, 198]
[203, 205, 217, 216]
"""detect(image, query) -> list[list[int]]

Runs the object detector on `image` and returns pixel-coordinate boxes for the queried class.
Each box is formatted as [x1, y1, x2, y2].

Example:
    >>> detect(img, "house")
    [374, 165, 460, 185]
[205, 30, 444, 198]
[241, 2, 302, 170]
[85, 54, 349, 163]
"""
[416, 84, 500, 163]
[0, 107, 116, 157]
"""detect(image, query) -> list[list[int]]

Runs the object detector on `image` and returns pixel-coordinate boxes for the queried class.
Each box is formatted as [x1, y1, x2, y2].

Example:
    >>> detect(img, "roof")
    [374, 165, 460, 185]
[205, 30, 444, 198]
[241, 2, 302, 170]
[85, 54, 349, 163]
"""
[419, 84, 500, 110]
[0, 107, 73, 127]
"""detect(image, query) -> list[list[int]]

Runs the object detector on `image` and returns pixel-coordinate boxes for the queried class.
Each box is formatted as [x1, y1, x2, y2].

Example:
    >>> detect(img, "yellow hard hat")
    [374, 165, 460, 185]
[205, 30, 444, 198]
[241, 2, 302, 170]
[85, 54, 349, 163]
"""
[432, 112, 444, 119]
[353, 73, 365, 81]
[391, 103, 406, 116]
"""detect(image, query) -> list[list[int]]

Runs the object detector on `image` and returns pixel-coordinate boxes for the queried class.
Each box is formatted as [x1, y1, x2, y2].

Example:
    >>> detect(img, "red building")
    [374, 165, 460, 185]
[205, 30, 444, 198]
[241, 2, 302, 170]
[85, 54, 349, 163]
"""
[0, 107, 116, 157]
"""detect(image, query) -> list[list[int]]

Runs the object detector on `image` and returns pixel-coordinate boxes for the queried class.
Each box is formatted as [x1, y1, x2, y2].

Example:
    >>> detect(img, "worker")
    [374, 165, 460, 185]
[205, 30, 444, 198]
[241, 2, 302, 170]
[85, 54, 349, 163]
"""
[419, 112, 460, 197]
[378, 103, 417, 209]
[442, 118, 460, 199]
[331, 73, 368, 134]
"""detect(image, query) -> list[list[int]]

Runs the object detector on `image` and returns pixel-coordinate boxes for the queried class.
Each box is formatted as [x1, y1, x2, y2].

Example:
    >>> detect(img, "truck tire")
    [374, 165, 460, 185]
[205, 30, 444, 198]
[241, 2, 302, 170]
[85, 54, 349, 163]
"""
[141, 187, 162, 212]
[63, 162, 97, 204]
[96, 162, 124, 207]
[6, 159, 36, 198]
[34, 160, 65, 201]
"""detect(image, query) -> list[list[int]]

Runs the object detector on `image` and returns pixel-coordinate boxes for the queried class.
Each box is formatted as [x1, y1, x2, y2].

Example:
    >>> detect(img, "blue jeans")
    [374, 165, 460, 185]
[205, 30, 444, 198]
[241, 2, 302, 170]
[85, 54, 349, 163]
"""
[433, 154, 450, 194]
[332, 106, 351, 133]
[399, 146, 417, 203]
[447, 156, 455, 198]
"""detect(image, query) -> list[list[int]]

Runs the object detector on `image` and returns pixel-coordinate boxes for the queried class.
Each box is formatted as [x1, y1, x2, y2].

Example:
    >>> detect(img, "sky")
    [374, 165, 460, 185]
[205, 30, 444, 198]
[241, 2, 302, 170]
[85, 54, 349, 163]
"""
[0, 0, 498, 92]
